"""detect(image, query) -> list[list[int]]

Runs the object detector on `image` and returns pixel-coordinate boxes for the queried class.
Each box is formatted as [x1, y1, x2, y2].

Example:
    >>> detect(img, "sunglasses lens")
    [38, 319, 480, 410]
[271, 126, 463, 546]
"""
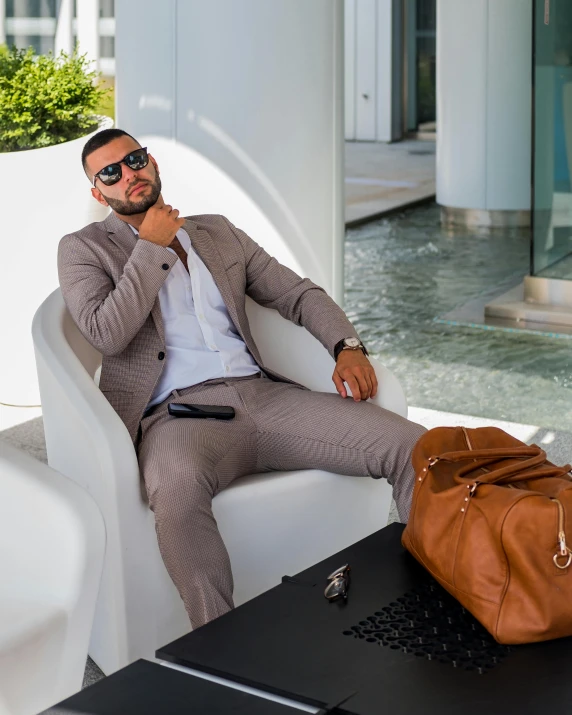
[324, 577, 347, 601]
[98, 164, 122, 186]
[126, 149, 149, 170]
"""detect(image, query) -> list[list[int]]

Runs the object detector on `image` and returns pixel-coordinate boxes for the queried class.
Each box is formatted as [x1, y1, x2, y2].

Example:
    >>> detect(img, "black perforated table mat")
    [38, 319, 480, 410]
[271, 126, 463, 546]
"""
[158, 524, 572, 715]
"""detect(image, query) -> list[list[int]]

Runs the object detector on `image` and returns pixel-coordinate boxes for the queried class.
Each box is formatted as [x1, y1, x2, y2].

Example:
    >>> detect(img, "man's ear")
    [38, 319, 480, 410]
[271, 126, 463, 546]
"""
[91, 186, 109, 207]
[149, 154, 160, 175]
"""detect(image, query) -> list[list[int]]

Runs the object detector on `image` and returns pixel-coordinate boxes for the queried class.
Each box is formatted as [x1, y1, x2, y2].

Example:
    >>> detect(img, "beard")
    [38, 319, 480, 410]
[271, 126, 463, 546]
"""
[102, 173, 162, 216]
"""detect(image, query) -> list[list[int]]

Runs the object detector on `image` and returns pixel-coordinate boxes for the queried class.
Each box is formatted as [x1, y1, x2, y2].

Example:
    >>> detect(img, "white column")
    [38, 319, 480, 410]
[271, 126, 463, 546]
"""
[116, 0, 345, 302]
[436, 0, 532, 225]
[345, 0, 402, 143]
[0, 0, 5, 46]
[76, 0, 99, 71]
[345, 0, 357, 140]
[54, 0, 73, 56]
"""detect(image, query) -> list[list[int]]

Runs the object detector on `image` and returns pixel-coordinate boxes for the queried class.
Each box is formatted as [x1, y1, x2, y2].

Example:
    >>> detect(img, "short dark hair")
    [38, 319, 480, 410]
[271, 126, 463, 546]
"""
[81, 128, 140, 176]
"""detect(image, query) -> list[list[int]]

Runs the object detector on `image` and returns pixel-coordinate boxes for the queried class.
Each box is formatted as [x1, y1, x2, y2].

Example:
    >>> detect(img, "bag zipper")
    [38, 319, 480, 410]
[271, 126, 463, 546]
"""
[551, 497, 572, 569]
[459, 429, 570, 569]
[461, 426, 473, 450]
[461, 427, 482, 496]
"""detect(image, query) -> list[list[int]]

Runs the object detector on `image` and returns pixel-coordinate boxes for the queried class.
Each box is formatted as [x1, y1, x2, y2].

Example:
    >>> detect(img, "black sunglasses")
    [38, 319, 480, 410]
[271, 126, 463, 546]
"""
[324, 563, 351, 601]
[93, 147, 149, 187]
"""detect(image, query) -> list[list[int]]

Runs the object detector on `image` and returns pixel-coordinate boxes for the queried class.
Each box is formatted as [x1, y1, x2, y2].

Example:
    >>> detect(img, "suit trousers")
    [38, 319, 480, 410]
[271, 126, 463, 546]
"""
[136, 372, 426, 629]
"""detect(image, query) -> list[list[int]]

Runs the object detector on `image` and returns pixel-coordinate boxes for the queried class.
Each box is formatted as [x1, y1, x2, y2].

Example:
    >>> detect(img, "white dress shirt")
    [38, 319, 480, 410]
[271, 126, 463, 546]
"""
[128, 226, 260, 408]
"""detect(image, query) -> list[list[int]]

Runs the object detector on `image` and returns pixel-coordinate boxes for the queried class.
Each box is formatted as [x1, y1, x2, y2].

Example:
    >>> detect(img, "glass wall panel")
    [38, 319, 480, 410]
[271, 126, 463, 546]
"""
[100, 0, 114, 18]
[5, 34, 54, 53]
[6, 0, 56, 17]
[532, 0, 572, 279]
[100, 34, 114, 58]
[404, 0, 436, 133]
[416, 0, 436, 126]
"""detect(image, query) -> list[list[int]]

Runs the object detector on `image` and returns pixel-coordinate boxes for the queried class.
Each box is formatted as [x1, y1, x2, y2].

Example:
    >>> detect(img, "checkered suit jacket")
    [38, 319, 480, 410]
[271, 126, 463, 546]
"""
[57, 212, 360, 443]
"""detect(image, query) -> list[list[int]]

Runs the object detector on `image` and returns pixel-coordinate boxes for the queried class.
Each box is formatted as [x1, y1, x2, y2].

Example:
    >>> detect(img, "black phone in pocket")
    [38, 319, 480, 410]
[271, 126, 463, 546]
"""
[167, 403, 235, 420]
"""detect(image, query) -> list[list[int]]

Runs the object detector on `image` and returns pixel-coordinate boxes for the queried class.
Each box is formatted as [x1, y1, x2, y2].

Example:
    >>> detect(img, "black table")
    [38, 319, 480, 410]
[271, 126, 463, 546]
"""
[41, 659, 299, 714]
[158, 523, 572, 715]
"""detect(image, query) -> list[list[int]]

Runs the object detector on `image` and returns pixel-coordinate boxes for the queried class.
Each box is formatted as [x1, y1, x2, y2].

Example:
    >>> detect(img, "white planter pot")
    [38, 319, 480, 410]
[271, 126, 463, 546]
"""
[0, 117, 113, 408]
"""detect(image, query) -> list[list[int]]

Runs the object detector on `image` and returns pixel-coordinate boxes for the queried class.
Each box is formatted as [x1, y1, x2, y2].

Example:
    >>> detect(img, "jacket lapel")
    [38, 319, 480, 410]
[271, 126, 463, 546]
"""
[182, 220, 247, 345]
[103, 211, 137, 256]
[103, 212, 166, 346]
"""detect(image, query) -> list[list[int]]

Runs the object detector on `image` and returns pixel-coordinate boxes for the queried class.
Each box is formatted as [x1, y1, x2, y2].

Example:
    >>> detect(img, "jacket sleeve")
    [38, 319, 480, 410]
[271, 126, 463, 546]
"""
[222, 217, 361, 359]
[57, 233, 178, 356]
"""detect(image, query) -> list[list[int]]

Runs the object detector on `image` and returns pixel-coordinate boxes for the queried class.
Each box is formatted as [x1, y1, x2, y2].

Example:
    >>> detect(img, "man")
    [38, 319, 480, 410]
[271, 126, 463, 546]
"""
[58, 128, 426, 629]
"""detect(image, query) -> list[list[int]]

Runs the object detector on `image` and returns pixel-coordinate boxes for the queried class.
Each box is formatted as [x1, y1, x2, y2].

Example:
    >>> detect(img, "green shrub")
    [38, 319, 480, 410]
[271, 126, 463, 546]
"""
[0, 45, 110, 152]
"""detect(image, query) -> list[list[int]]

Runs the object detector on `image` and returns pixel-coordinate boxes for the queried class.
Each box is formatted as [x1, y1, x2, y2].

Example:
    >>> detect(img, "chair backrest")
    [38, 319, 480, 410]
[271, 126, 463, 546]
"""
[245, 297, 341, 394]
[0, 443, 89, 602]
[245, 298, 407, 415]
[0, 441, 105, 700]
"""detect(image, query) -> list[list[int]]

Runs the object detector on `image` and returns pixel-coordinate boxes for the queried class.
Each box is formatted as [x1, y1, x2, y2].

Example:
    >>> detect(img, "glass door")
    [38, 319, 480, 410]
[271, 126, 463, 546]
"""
[532, 0, 572, 279]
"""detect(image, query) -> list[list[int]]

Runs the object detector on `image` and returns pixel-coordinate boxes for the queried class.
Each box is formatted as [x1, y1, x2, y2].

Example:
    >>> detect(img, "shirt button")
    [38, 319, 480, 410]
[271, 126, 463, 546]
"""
[225, 365, 230, 372]
[199, 313, 205, 320]
[158, 351, 165, 360]
[161, 263, 169, 270]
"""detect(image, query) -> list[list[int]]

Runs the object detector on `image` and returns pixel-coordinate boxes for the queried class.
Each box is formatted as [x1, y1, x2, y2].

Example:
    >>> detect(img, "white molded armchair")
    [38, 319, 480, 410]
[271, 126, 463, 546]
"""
[32, 288, 407, 676]
[0, 441, 105, 715]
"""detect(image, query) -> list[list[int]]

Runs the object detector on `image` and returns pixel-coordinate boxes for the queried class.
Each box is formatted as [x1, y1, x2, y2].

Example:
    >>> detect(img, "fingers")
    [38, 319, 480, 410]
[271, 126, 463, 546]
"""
[332, 371, 347, 398]
[363, 370, 374, 399]
[370, 370, 378, 398]
[337, 366, 377, 401]
[355, 372, 370, 401]
[345, 373, 363, 401]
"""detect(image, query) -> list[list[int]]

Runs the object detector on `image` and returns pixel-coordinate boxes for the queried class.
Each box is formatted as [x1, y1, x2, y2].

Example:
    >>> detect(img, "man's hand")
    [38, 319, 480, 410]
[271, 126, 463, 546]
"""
[138, 200, 185, 247]
[332, 349, 378, 401]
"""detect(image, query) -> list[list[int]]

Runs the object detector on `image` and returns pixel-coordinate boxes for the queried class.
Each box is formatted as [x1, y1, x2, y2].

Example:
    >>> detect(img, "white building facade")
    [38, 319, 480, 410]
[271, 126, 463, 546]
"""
[0, 0, 115, 75]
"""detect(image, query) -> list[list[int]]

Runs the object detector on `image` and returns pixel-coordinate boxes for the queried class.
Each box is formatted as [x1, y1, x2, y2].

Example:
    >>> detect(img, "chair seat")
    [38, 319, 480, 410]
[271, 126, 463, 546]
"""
[214, 469, 391, 606]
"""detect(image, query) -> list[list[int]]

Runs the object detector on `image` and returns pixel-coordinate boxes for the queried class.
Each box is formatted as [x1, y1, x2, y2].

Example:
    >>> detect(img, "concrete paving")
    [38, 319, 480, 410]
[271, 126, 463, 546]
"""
[345, 139, 436, 226]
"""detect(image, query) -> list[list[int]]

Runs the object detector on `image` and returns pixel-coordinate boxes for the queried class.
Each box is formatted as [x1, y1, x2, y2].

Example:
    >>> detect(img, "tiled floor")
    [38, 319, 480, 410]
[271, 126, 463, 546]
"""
[345, 140, 436, 225]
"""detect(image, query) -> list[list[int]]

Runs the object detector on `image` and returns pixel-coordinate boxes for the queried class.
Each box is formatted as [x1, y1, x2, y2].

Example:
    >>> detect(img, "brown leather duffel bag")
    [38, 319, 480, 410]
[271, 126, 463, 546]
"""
[402, 426, 572, 645]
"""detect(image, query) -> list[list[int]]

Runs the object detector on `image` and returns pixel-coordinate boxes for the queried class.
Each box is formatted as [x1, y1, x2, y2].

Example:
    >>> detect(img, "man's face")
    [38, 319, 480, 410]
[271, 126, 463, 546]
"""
[87, 136, 161, 216]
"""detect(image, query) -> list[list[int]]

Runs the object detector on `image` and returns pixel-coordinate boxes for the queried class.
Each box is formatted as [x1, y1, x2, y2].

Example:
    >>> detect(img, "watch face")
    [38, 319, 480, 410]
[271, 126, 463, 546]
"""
[344, 338, 361, 348]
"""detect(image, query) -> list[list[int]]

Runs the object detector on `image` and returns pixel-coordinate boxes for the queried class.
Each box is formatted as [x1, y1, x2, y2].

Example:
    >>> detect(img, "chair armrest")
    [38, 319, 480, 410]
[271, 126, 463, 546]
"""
[367, 356, 408, 418]
[244, 297, 407, 418]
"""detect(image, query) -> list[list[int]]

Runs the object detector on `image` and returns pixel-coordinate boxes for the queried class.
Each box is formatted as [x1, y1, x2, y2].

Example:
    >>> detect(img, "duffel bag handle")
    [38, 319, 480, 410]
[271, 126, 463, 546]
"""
[457, 463, 570, 487]
[438, 446, 544, 463]
[428, 445, 572, 487]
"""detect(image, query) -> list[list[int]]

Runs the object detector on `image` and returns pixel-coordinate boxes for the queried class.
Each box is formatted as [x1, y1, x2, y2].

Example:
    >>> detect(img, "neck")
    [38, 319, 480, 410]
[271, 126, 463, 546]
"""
[115, 212, 145, 230]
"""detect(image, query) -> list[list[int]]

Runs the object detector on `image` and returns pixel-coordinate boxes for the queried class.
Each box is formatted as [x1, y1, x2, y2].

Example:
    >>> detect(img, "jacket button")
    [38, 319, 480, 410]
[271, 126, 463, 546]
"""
[158, 351, 165, 360]
[162, 263, 169, 270]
